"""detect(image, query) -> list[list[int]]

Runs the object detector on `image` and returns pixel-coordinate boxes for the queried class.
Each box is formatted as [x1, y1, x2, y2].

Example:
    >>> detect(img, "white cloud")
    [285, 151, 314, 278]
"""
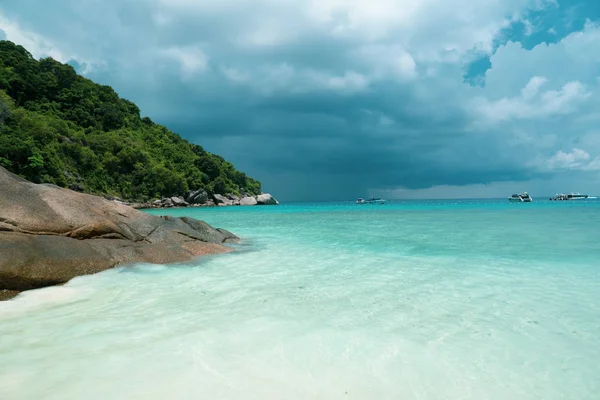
[473, 79, 591, 123]
[521, 76, 547, 99]
[484, 21, 600, 94]
[547, 148, 590, 169]
[583, 158, 600, 171]
[161, 46, 208, 77]
[150, 0, 554, 66]
[0, 12, 66, 62]
[523, 19, 535, 36]
[0, 11, 103, 74]
[545, 148, 600, 171]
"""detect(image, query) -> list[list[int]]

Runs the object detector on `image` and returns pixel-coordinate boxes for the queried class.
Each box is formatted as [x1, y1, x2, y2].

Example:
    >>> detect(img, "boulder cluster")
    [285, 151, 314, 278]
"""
[127, 191, 279, 209]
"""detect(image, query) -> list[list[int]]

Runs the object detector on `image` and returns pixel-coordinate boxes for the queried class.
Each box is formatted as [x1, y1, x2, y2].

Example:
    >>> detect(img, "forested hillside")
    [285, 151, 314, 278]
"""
[0, 41, 260, 201]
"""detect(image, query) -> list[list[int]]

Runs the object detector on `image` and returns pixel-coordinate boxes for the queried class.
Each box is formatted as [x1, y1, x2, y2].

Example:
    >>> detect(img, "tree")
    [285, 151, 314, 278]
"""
[0, 39, 262, 201]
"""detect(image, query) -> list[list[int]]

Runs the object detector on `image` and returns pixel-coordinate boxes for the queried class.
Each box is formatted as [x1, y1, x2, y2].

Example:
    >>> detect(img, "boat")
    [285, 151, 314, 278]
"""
[550, 193, 588, 201]
[508, 192, 532, 202]
[356, 197, 386, 205]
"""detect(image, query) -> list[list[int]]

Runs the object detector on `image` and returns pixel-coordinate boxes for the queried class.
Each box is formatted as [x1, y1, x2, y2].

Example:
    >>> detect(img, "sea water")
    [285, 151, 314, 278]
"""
[1, 199, 599, 399]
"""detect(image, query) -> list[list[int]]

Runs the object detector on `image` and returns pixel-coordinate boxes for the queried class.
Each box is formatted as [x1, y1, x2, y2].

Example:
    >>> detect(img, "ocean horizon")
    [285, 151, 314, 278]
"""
[1, 200, 599, 399]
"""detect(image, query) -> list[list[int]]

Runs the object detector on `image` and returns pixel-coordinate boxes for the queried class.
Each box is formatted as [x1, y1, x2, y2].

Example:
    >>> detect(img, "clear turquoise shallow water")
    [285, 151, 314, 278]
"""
[1, 199, 599, 399]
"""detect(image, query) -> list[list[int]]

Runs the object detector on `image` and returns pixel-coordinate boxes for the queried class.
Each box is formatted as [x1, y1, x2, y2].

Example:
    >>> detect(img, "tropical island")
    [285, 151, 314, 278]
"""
[0, 40, 277, 207]
[0, 40, 277, 300]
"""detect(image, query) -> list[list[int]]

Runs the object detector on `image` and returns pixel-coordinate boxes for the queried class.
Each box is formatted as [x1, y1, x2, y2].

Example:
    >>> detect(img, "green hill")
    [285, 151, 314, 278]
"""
[0, 40, 260, 201]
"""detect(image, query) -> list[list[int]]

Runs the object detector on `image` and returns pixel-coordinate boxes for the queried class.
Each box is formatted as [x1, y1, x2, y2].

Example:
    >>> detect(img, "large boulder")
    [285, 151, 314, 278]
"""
[0, 166, 239, 299]
[171, 196, 189, 207]
[256, 193, 279, 205]
[186, 190, 208, 205]
[184, 190, 195, 202]
[213, 194, 233, 206]
[240, 196, 258, 206]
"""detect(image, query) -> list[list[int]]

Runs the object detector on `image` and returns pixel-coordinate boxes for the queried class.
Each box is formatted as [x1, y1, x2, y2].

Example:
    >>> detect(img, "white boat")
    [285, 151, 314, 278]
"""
[550, 192, 588, 201]
[356, 197, 386, 205]
[508, 192, 532, 202]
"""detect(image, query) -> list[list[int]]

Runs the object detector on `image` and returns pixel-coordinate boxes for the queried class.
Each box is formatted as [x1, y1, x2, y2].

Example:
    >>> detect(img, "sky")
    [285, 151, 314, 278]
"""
[1, 0, 600, 201]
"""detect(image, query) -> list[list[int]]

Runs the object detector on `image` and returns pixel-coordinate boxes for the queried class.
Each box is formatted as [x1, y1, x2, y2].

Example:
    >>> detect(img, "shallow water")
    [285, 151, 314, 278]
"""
[1, 199, 599, 399]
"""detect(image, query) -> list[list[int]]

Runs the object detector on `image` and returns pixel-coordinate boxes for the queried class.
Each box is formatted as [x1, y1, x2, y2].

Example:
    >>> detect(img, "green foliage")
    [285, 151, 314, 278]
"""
[0, 40, 261, 201]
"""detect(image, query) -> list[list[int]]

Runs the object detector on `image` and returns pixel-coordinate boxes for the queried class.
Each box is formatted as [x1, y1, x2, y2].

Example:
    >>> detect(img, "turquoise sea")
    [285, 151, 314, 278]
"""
[1, 199, 599, 399]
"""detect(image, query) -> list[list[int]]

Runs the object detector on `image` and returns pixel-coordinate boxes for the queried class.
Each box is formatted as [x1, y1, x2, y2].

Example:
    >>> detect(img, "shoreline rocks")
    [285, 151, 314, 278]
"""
[240, 196, 258, 206]
[256, 193, 278, 205]
[126, 192, 279, 209]
[0, 166, 240, 301]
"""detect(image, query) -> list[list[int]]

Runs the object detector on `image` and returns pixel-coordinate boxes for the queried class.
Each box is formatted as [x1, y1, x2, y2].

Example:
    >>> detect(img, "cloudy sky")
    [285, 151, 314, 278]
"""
[2, 0, 600, 200]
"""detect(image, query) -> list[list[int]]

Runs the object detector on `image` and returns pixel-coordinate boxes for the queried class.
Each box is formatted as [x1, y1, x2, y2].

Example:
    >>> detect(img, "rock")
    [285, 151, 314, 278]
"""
[152, 199, 162, 207]
[105, 195, 124, 202]
[0, 289, 20, 301]
[205, 200, 215, 207]
[217, 228, 239, 242]
[162, 198, 174, 208]
[256, 193, 279, 205]
[187, 190, 208, 205]
[240, 196, 258, 206]
[227, 194, 240, 201]
[0, 166, 239, 298]
[129, 202, 151, 209]
[213, 194, 233, 206]
[178, 218, 240, 243]
[171, 196, 189, 207]
[68, 183, 84, 192]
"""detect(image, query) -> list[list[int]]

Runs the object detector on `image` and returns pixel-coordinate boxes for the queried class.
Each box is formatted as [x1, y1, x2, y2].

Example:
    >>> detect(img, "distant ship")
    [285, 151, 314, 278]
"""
[508, 192, 532, 202]
[550, 193, 589, 201]
[356, 197, 386, 205]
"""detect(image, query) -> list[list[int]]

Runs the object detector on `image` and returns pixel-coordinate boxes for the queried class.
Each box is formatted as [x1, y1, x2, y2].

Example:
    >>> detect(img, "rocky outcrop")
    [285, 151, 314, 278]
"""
[212, 194, 233, 206]
[0, 166, 239, 300]
[239, 196, 258, 206]
[186, 190, 208, 205]
[126, 192, 279, 209]
[171, 196, 188, 207]
[256, 193, 279, 205]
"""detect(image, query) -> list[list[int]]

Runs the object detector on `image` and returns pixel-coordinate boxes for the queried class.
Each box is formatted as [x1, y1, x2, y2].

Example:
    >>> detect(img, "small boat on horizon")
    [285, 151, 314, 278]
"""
[356, 197, 386, 205]
[508, 192, 532, 202]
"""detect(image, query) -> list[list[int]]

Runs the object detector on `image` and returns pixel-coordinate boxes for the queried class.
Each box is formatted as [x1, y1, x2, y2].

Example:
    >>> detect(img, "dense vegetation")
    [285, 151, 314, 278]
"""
[0, 40, 260, 201]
